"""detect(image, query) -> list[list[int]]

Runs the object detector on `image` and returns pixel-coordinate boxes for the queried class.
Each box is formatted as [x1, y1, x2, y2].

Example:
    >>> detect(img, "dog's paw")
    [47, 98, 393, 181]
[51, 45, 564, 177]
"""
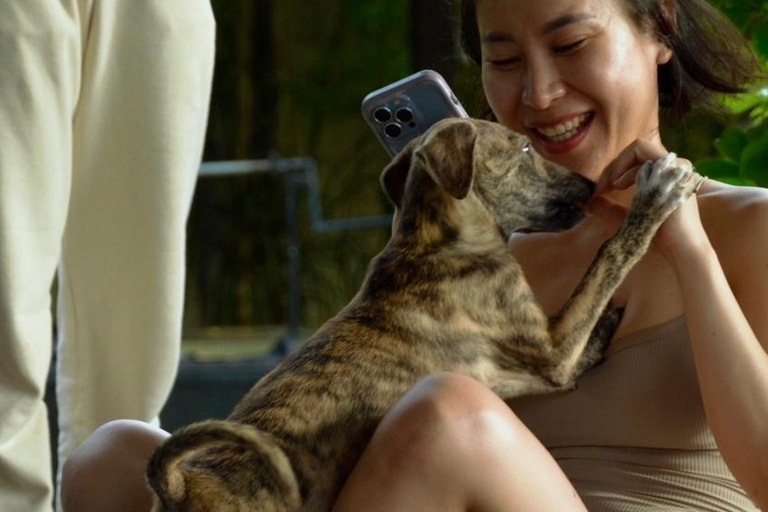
[631, 153, 695, 224]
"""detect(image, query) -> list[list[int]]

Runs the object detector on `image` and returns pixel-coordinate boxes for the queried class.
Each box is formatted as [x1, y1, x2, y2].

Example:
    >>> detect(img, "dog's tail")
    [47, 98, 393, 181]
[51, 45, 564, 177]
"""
[146, 420, 301, 511]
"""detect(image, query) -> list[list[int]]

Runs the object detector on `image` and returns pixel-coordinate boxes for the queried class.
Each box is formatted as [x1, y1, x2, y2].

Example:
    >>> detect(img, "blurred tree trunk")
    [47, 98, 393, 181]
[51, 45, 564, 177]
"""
[186, 0, 283, 329]
[238, 0, 278, 157]
[410, 0, 458, 84]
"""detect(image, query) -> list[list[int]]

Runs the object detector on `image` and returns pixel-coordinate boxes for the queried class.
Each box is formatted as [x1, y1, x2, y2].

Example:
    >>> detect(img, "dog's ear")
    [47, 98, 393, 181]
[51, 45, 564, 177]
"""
[416, 118, 478, 200]
[380, 119, 478, 207]
[380, 138, 418, 208]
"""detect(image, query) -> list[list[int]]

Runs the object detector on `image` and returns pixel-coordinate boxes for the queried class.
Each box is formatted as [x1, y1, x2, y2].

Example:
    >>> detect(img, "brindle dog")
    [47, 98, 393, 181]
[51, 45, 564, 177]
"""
[147, 118, 695, 511]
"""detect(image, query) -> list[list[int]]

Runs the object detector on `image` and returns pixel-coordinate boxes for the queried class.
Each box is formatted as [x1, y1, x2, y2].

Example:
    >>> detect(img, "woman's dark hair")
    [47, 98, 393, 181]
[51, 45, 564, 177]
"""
[459, 0, 765, 119]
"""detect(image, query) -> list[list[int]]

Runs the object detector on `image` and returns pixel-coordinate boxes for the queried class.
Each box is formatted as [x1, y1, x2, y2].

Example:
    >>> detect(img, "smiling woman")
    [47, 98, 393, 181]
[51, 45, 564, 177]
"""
[444, 1, 768, 511]
[343, 0, 768, 510]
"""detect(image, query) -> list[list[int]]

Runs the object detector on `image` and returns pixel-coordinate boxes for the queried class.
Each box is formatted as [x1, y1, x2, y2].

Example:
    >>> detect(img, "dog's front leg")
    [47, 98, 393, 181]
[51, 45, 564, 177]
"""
[569, 304, 624, 378]
[544, 154, 695, 387]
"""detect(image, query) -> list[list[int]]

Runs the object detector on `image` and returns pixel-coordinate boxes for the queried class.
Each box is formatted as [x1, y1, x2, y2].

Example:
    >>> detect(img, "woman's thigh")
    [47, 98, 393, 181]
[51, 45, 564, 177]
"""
[333, 373, 586, 512]
[61, 419, 169, 512]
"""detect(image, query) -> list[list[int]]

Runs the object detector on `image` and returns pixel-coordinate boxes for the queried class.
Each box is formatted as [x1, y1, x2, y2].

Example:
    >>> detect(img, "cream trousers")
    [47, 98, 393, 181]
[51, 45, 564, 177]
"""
[0, 1, 215, 510]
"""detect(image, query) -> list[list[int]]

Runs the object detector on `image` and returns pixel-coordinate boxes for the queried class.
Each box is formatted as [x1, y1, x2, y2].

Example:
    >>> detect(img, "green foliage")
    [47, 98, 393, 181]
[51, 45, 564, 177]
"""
[710, 0, 767, 31]
[694, 1, 768, 187]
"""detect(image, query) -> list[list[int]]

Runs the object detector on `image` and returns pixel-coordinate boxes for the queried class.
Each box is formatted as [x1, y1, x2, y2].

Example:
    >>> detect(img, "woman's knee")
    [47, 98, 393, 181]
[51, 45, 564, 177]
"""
[337, 374, 586, 511]
[61, 419, 169, 512]
[374, 373, 528, 469]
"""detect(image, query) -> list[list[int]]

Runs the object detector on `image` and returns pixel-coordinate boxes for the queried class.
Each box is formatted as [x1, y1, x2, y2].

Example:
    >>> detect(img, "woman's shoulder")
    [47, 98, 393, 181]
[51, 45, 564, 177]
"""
[699, 180, 768, 277]
[699, 180, 768, 230]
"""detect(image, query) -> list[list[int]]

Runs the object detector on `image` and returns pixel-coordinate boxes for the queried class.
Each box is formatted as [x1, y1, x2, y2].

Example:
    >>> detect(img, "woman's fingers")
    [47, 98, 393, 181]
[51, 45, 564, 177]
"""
[611, 161, 646, 190]
[595, 139, 669, 194]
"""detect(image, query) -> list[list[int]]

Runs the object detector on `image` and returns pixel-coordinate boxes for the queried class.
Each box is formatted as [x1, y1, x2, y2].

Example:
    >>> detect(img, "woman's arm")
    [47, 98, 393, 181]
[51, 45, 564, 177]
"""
[599, 141, 768, 508]
[670, 191, 768, 509]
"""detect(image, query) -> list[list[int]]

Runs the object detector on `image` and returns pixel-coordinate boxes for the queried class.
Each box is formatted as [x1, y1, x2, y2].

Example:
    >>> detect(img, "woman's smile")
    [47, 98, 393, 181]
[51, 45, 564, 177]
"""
[527, 111, 595, 154]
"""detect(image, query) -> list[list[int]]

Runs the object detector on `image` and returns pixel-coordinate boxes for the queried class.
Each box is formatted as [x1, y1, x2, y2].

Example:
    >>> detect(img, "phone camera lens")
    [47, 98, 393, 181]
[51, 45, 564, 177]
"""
[396, 107, 414, 123]
[384, 123, 403, 139]
[374, 107, 392, 123]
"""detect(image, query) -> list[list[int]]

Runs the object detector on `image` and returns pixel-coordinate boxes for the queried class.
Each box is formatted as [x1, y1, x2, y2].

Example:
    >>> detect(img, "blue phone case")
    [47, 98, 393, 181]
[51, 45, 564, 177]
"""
[362, 70, 469, 157]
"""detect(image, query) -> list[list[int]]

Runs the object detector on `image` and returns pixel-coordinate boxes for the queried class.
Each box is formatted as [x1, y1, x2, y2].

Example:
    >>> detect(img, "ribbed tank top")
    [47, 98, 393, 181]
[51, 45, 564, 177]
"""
[509, 316, 758, 511]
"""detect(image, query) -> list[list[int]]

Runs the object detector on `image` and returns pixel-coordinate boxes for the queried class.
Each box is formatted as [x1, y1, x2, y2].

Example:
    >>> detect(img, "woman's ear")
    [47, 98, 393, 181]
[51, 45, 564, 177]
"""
[656, 42, 673, 65]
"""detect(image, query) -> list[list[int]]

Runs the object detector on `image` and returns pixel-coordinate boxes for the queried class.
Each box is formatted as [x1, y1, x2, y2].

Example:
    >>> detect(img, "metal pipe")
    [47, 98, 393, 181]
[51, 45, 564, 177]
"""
[197, 157, 393, 355]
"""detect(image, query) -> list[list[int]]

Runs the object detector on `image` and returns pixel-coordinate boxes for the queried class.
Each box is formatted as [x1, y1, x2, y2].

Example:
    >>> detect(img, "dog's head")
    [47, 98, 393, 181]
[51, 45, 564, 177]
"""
[381, 118, 594, 241]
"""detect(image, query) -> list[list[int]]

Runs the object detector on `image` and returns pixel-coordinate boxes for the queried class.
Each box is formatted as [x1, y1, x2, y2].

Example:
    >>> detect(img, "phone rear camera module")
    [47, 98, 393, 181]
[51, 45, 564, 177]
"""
[384, 123, 403, 139]
[373, 107, 392, 123]
[396, 107, 414, 123]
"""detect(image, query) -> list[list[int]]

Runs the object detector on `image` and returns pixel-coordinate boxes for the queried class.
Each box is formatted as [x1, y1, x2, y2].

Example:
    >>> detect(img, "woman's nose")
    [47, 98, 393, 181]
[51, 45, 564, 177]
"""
[521, 57, 566, 110]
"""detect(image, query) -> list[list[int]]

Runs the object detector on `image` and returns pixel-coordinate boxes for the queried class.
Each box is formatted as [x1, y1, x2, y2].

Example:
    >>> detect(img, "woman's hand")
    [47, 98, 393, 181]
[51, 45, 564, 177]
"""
[594, 139, 709, 262]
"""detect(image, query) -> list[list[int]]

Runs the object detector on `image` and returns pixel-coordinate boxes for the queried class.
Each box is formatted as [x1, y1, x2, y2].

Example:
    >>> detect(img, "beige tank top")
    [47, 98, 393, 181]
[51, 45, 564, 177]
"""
[509, 316, 759, 511]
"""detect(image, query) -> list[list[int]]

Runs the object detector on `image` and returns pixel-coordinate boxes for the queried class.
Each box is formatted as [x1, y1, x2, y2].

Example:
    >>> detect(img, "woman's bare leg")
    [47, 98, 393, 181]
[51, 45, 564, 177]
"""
[333, 373, 586, 512]
[61, 375, 585, 512]
[60, 419, 169, 512]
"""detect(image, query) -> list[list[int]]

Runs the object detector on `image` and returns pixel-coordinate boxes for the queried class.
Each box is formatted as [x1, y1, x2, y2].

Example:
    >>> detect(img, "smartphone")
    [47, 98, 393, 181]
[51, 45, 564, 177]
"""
[362, 70, 469, 157]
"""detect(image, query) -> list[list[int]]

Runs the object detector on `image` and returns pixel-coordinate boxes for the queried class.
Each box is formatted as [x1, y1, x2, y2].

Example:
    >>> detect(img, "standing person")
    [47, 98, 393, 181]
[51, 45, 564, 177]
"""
[0, 1, 215, 511]
[60, 0, 768, 511]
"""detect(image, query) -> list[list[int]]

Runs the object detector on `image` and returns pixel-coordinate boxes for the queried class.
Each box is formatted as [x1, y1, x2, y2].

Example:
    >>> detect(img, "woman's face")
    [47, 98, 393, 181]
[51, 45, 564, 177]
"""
[477, 0, 672, 180]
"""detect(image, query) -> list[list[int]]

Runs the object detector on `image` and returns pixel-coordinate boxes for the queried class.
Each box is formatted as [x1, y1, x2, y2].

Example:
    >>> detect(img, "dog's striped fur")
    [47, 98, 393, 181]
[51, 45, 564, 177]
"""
[147, 118, 695, 511]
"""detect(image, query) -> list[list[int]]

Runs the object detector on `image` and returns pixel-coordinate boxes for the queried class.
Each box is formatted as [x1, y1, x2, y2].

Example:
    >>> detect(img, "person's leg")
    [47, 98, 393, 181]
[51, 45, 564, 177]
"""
[0, 1, 80, 509]
[55, 0, 216, 496]
[60, 420, 169, 512]
[333, 373, 586, 512]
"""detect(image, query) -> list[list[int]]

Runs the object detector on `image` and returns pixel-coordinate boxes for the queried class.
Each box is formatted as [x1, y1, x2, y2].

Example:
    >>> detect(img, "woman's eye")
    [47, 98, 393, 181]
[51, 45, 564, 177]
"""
[554, 39, 587, 55]
[486, 57, 521, 68]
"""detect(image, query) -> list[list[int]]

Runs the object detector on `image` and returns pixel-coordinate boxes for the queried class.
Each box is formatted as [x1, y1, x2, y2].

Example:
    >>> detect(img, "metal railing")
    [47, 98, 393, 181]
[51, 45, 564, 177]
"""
[199, 157, 393, 354]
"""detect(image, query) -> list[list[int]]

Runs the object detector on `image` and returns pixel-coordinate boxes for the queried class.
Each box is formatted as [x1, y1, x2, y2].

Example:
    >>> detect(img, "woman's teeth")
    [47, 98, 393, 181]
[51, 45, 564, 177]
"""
[537, 113, 591, 142]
